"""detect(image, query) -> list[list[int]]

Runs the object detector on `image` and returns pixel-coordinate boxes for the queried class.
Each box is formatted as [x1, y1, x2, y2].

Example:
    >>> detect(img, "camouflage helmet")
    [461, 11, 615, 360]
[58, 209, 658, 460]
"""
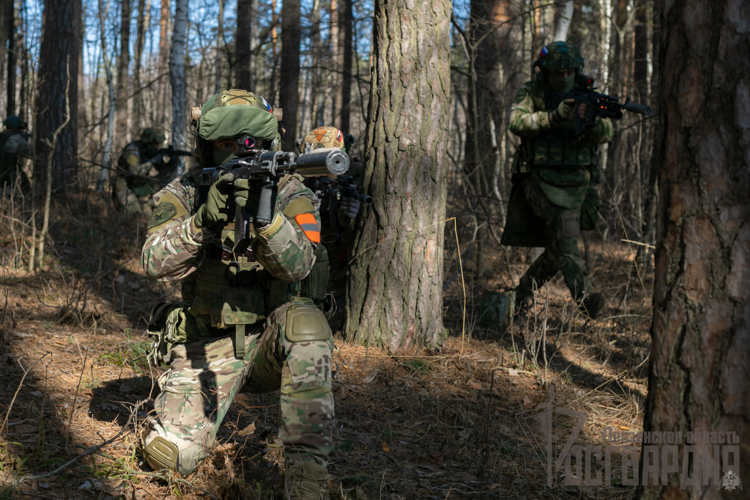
[192, 89, 282, 166]
[536, 41, 584, 72]
[300, 126, 346, 154]
[3, 116, 23, 130]
[140, 128, 166, 145]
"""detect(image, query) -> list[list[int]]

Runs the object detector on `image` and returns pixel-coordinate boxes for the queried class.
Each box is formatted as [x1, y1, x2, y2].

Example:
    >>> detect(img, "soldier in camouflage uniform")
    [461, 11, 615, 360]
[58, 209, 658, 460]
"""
[299, 126, 364, 331]
[113, 128, 174, 216]
[0, 116, 31, 195]
[501, 42, 612, 319]
[141, 90, 333, 499]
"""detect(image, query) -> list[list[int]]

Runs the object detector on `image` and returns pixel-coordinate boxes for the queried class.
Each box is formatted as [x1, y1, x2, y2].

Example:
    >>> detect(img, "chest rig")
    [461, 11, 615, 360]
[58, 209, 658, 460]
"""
[520, 82, 597, 170]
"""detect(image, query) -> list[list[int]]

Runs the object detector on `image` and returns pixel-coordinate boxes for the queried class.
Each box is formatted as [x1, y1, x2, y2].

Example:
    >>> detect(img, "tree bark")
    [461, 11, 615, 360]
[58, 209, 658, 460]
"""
[34, 0, 81, 191]
[553, 0, 574, 41]
[328, 0, 339, 125]
[345, 0, 451, 349]
[279, 0, 300, 150]
[5, 0, 15, 115]
[157, 0, 169, 125]
[638, 0, 750, 497]
[308, 0, 322, 129]
[115, 0, 132, 149]
[133, 0, 150, 133]
[235, 0, 252, 90]
[170, 0, 188, 157]
[338, 0, 353, 131]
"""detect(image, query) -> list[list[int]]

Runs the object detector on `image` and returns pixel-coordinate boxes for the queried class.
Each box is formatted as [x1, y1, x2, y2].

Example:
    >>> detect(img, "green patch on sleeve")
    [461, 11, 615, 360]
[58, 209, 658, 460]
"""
[515, 88, 529, 104]
[148, 202, 177, 229]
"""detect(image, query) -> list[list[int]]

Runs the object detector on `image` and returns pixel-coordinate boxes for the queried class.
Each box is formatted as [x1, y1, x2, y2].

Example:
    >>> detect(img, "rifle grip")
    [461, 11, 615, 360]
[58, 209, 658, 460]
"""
[255, 184, 276, 227]
[575, 114, 586, 136]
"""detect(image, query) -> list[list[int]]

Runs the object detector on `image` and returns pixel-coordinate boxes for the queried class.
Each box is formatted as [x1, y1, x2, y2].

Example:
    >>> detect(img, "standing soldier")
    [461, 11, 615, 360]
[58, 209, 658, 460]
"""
[113, 128, 174, 216]
[141, 90, 333, 500]
[0, 116, 31, 195]
[502, 42, 612, 319]
[299, 126, 365, 331]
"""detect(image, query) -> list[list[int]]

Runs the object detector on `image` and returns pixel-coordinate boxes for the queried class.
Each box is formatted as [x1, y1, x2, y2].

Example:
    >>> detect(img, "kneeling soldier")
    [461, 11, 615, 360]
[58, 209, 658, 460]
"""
[141, 90, 333, 500]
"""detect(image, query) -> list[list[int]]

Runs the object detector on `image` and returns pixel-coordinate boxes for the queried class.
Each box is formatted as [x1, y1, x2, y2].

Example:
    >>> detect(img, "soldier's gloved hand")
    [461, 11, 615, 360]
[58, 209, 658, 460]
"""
[150, 154, 168, 166]
[550, 98, 575, 124]
[339, 196, 361, 219]
[578, 103, 595, 125]
[232, 178, 263, 215]
[193, 173, 234, 228]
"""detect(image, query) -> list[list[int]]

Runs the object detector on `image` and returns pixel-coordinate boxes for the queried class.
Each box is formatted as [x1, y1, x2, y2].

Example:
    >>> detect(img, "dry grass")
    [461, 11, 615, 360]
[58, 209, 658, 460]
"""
[0, 186, 650, 499]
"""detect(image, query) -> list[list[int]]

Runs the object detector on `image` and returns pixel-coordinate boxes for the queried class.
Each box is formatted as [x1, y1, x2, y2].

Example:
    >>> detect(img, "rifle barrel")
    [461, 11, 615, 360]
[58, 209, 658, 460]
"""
[623, 102, 651, 116]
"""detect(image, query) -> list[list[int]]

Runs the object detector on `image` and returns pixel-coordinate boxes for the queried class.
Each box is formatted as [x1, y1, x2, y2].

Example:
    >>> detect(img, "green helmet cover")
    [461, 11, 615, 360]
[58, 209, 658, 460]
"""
[538, 41, 584, 72]
[195, 89, 281, 166]
[3, 116, 23, 130]
[140, 128, 166, 145]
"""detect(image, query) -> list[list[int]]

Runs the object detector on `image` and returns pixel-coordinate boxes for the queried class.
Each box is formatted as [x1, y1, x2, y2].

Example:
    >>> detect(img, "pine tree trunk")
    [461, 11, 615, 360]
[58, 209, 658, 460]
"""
[638, 1, 750, 497]
[157, 0, 169, 126]
[169, 0, 188, 155]
[34, 0, 81, 191]
[235, 0, 252, 90]
[329, 0, 339, 125]
[279, 0, 300, 150]
[115, 0, 131, 149]
[308, 0, 322, 129]
[5, 0, 15, 115]
[345, 0, 451, 350]
[338, 0, 352, 131]
[133, 0, 149, 133]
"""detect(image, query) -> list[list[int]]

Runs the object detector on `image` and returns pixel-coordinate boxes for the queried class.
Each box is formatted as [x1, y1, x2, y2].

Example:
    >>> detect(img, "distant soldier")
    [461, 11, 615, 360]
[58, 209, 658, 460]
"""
[502, 42, 612, 319]
[112, 128, 175, 216]
[299, 126, 365, 331]
[0, 115, 31, 195]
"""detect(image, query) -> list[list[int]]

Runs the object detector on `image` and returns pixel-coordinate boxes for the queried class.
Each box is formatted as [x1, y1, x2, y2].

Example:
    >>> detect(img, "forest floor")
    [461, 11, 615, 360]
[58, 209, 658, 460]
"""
[0, 190, 651, 499]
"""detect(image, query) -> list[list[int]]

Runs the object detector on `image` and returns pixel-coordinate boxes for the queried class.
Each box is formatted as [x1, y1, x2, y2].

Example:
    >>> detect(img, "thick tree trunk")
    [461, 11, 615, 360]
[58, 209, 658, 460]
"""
[308, 0, 322, 129]
[169, 0, 188, 156]
[133, 0, 150, 133]
[638, 1, 750, 497]
[5, 0, 15, 115]
[115, 0, 131, 149]
[345, 0, 451, 349]
[338, 0, 352, 132]
[279, 0, 300, 150]
[34, 0, 81, 191]
[235, 0, 252, 90]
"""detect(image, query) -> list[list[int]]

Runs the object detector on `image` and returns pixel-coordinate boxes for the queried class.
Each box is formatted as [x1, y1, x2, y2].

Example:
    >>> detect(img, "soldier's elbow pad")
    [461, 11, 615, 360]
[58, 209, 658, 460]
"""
[286, 303, 332, 342]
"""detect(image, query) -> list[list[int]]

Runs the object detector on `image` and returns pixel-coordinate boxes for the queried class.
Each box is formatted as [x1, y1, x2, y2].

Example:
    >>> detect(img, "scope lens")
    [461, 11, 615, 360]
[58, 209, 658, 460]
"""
[243, 137, 255, 149]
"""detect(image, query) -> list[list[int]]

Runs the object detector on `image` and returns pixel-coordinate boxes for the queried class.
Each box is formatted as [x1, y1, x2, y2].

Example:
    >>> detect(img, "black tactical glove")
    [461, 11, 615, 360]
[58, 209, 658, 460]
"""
[150, 153, 168, 166]
[339, 196, 361, 219]
[194, 173, 234, 229]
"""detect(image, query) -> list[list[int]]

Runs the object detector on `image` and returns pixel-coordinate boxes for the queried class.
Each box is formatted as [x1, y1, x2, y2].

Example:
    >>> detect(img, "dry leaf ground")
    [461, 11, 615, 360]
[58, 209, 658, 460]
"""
[0, 191, 649, 499]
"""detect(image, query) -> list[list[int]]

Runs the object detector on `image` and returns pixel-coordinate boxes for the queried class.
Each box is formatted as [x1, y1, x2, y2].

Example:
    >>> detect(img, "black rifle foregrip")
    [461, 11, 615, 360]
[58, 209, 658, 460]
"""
[255, 184, 276, 227]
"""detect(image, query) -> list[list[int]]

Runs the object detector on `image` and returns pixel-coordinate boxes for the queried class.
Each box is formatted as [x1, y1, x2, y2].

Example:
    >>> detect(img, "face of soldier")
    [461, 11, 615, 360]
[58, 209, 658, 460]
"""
[211, 137, 241, 165]
[548, 69, 576, 92]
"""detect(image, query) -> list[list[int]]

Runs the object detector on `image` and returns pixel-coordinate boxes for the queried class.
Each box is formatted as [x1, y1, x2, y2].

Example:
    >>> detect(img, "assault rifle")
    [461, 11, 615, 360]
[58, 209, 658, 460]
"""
[198, 136, 350, 252]
[310, 174, 372, 240]
[548, 75, 651, 136]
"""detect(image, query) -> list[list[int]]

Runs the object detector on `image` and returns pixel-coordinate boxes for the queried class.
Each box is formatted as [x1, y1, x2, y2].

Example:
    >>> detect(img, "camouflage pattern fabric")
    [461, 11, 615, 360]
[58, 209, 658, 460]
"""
[142, 165, 330, 475]
[300, 126, 346, 153]
[113, 141, 166, 215]
[514, 176, 593, 304]
[0, 131, 31, 193]
[144, 301, 334, 475]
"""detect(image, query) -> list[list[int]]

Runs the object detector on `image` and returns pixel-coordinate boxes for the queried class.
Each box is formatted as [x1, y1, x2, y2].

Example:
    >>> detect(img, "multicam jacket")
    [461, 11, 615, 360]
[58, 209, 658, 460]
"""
[142, 167, 321, 335]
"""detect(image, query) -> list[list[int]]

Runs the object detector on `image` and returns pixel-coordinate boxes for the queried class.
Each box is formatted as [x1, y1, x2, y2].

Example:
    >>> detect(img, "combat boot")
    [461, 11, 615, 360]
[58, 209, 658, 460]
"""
[580, 293, 606, 319]
[284, 462, 329, 500]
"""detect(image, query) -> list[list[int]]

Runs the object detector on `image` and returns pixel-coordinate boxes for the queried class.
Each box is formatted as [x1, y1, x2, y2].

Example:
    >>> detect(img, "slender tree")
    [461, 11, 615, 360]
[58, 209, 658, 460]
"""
[345, 0, 452, 349]
[279, 0, 301, 149]
[638, 0, 749, 497]
[34, 0, 81, 191]
[214, 0, 226, 93]
[115, 0, 132, 148]
[337, 0, 353, 132]
[5, 0, 15, 115]
[133, 0, 150, 132]
[170, 0, 188, 158]
[235, 0, 252, 90]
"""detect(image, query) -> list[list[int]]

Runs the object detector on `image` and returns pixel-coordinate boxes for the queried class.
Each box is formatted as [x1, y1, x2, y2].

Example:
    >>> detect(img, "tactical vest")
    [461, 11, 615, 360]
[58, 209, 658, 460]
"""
[0, 131, 20, 184]
[181, 179, 328, 356]
[520, 80, 597, 169]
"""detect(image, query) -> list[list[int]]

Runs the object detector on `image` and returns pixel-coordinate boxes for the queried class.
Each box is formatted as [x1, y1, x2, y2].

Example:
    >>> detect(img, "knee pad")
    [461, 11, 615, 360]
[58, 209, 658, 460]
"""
[286, 304, 332, 342]
[143, 435, 180, 472]
[560, 210, 580, 238]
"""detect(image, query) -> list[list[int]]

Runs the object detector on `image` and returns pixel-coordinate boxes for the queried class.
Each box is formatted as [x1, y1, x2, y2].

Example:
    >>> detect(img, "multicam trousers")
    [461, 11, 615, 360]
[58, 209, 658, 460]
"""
[144, 302, 334, 475]
[515, 177, 593, 303]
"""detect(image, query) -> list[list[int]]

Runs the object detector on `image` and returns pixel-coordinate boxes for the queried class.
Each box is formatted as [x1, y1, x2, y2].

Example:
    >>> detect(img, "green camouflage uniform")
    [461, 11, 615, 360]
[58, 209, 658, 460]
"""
[502, 44, 613, 305]
[141, 91, 333, 479]
[0, 118, 32, 194]
[113, 129, 173, 216]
